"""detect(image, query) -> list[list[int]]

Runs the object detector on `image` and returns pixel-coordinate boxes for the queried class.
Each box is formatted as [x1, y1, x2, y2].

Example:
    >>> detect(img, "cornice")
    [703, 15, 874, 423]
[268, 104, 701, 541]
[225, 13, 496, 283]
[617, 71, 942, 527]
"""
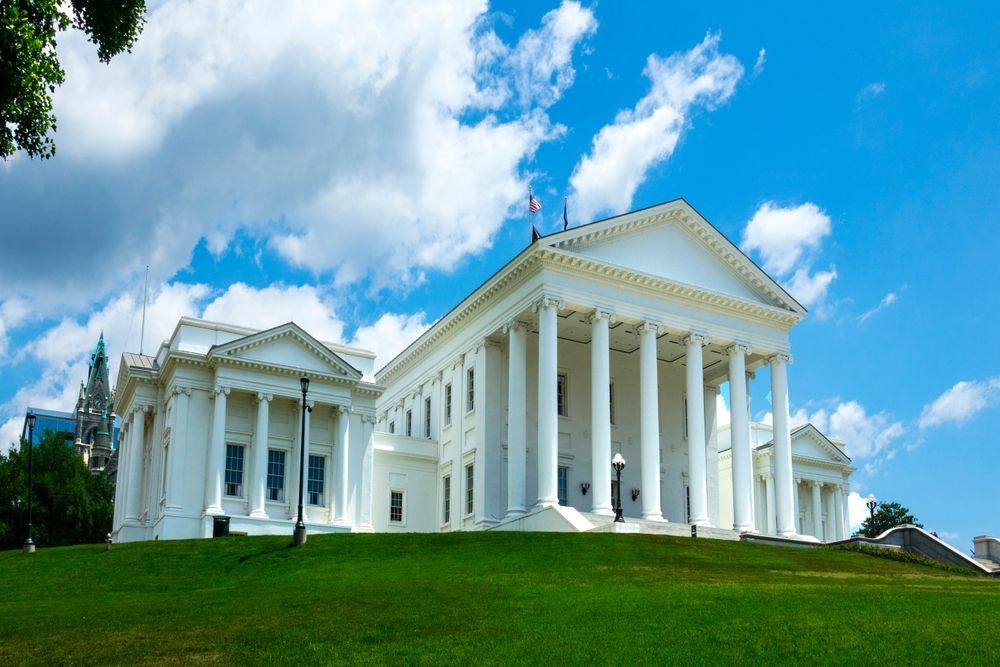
[538, 247, 802, 328]
[549, 205, 806, 317]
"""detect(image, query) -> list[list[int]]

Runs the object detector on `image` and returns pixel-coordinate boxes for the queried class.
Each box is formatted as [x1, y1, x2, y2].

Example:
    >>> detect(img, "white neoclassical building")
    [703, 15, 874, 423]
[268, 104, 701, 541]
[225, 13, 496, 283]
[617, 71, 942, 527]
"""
[112, 199, 854, 542]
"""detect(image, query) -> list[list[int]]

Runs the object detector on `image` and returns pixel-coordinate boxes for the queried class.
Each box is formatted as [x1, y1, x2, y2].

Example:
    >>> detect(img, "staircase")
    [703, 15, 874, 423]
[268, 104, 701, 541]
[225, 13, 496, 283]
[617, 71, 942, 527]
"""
[579, 511, 742, 541]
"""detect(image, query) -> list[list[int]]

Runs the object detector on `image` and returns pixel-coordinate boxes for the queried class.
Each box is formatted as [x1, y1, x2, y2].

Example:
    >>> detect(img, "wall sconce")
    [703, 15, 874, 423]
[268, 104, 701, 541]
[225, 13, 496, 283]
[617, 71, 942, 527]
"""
[630, 488, 640, 502]
[580, 482, 590, 496]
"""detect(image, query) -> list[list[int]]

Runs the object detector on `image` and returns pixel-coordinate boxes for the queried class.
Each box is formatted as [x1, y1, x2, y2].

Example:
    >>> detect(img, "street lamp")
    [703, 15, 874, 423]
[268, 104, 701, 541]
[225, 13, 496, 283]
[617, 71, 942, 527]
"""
[866, 493, 878, 519]
[293, 377, 311, 547]
[612, 453, 625, 523]
[23, 412, 36, 554]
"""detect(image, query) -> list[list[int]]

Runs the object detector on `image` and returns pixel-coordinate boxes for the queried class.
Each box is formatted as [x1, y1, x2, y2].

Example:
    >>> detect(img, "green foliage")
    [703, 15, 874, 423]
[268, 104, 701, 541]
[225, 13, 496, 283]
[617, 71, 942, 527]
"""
[0, 430, 114, 549]
[0, 0, 146, 160]
[833, 542, 978, 577]
[859, 500, 922, 538]
[1, 533, 998, 663]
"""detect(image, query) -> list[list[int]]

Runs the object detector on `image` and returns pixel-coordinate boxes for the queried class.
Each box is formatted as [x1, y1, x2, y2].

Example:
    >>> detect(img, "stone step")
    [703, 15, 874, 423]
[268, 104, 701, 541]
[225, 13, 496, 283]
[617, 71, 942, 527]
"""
[974, 557, 1000, 572]
[578, 511, 741, 541]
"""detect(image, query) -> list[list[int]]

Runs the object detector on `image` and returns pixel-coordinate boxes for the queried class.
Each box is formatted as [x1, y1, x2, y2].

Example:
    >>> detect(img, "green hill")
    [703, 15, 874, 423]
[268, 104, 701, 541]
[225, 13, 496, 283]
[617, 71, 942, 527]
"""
[1, 532, 997, 664]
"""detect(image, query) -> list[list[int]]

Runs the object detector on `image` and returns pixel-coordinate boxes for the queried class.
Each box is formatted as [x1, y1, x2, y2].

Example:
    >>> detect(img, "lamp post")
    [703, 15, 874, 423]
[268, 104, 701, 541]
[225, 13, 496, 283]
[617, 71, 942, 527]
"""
[612, 453, 625, 523]
[865, 493, 878, 520]
[23, 412, 36, 554]
[293, 377, 311, 547]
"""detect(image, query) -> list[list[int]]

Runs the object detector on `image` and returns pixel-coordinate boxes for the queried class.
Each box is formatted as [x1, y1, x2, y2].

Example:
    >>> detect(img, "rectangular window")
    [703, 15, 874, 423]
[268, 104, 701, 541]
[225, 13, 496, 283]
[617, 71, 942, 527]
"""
[405, 409, 413, 437]
[558, 466, 568, 506]
[444, 384, 452, 425]
[424, 396, 432, 438]
[465, 463, 474, 515]
[557, 373, 567, 416]
[610, 382, 616, 425]
[443, 475, 451, 523]
[389, 420, 395, 434]
[224, 444, 245, 497]
[307, 455, 325, 506]
[266, 449, 286, 502]
[390, 490, 404, 523]
[466, 368, 475, 412]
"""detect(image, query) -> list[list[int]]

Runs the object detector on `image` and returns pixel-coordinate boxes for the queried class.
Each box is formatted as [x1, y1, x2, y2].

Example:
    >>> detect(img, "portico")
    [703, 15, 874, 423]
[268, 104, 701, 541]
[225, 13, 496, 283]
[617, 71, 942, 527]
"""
[377, 199, 812, 536]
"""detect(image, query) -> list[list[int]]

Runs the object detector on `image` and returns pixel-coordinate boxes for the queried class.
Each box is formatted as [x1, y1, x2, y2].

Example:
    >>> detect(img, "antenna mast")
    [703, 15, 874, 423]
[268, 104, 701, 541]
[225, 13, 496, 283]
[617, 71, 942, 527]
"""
[139, 265, 149, 356]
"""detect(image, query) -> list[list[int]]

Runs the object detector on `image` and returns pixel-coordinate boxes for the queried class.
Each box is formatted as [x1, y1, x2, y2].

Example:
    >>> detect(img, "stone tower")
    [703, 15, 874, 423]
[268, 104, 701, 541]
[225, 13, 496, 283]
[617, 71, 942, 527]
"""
[75, 333, 115, 473]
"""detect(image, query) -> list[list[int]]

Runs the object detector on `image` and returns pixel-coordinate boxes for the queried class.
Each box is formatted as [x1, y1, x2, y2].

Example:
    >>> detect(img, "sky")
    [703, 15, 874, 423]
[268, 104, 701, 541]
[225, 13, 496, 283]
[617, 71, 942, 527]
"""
[0, 1, 997, 548]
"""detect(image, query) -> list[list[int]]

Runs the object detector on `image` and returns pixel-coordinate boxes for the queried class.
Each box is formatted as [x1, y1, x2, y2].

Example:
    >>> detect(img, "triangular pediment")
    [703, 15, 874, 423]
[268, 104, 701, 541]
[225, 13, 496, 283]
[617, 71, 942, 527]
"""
[209, 323, 362, 380]
[791, 424, 851, 464]
[546, 199, 805, 316]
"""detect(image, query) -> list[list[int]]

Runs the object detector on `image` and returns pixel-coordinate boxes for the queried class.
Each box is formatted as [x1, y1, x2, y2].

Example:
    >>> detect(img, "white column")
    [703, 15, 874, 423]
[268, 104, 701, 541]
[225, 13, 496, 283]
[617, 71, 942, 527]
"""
[744, 372, 757, 529]
[250, 393, 271, 518]
[504, 320, 528, 517]
[114, 423, 130, 528]
[535, 296, 561, 508]
[841, 487, 850, 539]
[793, 478, 801, 533]
[166, 387, 190, 511]
[727, 344, 753, 532]
[125, 409, 146, 521]
[830, 485, 843, 541]
[811, 480, 824, 540]
[770, 353, 796, 536]
[336, 406, 351, 524]
[639, 321, 663, 521]
[590, 309, 614, 516]
[764, 471, 776, 535]
[204, 386, 228, 516]
[684, 333, 711, 527]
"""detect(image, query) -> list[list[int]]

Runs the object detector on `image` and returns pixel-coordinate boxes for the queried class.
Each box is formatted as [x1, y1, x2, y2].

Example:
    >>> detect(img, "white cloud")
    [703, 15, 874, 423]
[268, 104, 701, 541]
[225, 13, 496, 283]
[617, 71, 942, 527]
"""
[788, 399, 904, 460]
[855, 81, 886, 110]
[741, 201, 838, 308]
[506, 1, 598, 108]
[858, 291, 898, 323]
[351, 312, 433, 373]
[847, 491, 871, 531]
[202, 283, 346, 344]
[569, 33, 744, 223]
[918, 377, 1000, 430]
[752, 48, 766, 77]
[1, 1, 597, 310]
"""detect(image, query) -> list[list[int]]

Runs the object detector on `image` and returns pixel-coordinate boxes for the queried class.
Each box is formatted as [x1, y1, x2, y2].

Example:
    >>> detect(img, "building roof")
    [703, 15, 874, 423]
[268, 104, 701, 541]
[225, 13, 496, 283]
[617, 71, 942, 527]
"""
[122, 352, 159, 372]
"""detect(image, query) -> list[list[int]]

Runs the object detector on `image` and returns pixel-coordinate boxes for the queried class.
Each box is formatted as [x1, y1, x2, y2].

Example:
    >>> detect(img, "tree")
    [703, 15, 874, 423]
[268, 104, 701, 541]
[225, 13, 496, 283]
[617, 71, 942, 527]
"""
[0, 430, 114, 550]
[0, 0, 146, 160]
[859, 501, 922, 538]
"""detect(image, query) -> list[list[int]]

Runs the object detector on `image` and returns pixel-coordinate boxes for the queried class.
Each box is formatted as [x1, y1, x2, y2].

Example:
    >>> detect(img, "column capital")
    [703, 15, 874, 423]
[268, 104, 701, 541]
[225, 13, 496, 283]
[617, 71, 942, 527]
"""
[501, 319, 530, 335]
[255, 392, 273, 403]
[532, 294, 564, 312]
[726, 342, 752, 357]
[587, 308, 617, 325]
[133, 405, 149, 416]
[170, 385, 192, 397]
[637, 320, 664, 335]
[212, 385, 230, 398]
[769, 352, 793, 365]
[811, 479, 822, 489]
[683, 332, 711, 347]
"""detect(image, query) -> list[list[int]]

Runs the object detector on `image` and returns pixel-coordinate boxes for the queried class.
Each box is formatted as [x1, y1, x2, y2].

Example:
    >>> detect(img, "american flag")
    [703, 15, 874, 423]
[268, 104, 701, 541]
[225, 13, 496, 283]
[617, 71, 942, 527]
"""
[529, 191, 542, 214]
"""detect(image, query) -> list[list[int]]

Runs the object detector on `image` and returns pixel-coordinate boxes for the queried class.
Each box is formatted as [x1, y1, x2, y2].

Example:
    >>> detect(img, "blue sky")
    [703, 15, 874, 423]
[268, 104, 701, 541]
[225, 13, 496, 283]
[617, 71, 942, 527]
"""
[0, 1, 997, 547]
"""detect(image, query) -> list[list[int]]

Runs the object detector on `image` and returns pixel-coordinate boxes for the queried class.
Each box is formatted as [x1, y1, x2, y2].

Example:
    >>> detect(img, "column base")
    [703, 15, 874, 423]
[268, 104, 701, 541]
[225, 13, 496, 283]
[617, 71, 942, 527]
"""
[505, 507, 527, 519]
[203, 506, 224, 517]
[735, 524, 758, 533]
[535, 499, 559, 509]
[591, 506, 614, 517]
[249, 509, 268, 519]
[693, 519, 715, 528]
[779, 529, 798, 538]
[642, 511, 665, 521]
[331, 519, 352, 529]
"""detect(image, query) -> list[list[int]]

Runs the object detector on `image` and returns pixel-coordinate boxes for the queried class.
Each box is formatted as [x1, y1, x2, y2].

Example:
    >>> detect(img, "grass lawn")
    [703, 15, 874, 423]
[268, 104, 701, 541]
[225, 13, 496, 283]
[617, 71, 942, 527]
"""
[1, 532, 998, 665]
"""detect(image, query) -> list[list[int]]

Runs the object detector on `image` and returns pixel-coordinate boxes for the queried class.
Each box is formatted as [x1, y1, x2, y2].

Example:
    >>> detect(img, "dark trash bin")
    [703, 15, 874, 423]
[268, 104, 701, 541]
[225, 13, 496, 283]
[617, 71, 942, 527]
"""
[213, 515, 230, 537]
